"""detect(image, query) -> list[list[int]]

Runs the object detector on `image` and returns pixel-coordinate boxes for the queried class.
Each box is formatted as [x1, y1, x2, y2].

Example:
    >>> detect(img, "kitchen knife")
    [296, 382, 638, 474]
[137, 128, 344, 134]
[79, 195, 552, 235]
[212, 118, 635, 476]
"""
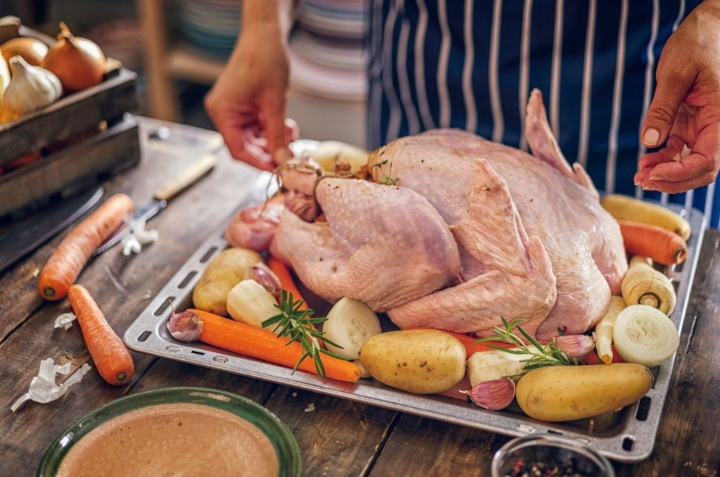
[0, 186, 104, 273]
[92, 153, 217, 257]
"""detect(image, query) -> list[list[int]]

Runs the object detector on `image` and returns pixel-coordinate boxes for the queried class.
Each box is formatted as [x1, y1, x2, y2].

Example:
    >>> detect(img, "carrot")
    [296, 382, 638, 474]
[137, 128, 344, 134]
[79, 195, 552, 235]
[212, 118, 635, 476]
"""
[267, 255, 309, 310]
[188, 308, 361, 383]
[584, 346, 625, 365]
[38, 193, 133, 300]
[406, 327, 514, 356]
[68, 284, 134, 386]
[618, 219, 688, 266]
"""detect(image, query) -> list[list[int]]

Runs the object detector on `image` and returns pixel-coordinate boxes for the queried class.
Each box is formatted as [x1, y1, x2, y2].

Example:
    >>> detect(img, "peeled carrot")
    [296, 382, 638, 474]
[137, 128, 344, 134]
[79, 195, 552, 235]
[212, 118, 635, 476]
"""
[189, 308, 361, 383]
[38, 193, 133, 300]
[406, 327, 514, 356]
[618, 219, 688, 266]
[68, 284, 135, 386]
[267, 255, 309, 311]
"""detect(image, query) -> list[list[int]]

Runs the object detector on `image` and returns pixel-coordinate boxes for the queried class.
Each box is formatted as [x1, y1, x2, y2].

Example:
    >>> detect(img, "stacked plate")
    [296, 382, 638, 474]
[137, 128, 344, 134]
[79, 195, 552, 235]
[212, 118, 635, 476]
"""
[171, 0, 241, 61]
[290, 0, 368, 101]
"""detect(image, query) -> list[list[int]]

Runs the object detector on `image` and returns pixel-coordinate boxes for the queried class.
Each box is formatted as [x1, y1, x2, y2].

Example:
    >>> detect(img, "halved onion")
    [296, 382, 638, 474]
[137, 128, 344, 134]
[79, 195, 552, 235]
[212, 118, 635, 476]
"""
[612, 304, 679, 367]
[323, 297, 382, 360]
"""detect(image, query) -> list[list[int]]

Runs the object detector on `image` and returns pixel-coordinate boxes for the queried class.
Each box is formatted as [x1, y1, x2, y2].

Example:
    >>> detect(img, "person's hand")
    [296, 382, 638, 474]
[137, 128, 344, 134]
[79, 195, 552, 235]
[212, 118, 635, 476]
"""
[635, 1, 720, 193]
[205, 17, 298, 171]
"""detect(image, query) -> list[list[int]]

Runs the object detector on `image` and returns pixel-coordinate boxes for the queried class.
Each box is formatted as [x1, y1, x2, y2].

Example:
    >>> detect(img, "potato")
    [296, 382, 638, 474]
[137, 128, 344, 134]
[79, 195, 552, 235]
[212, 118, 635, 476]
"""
[192, 247, 263, 316]
[515, 363, 653, 422]
[358, 330, 466, 394]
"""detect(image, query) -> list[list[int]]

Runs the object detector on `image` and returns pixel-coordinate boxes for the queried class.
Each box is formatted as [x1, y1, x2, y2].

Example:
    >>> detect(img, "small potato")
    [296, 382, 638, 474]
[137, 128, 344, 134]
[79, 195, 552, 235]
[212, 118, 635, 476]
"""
[516, 363, 653, 422]
[359, 330, 466, 394]
[192, 247, 263, 316]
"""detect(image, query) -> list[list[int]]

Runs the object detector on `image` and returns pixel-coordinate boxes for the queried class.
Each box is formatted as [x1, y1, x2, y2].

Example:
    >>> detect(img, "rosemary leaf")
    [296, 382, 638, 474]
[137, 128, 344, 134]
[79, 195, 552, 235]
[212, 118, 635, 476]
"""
[473, 318, 579, 371]
[261, 290, 348, 378]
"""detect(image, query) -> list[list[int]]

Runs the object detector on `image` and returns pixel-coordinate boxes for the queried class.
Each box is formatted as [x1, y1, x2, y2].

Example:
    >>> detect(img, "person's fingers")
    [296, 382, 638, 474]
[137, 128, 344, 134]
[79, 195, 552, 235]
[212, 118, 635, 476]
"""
[640, 62, 695, 149]
[640, 170, 717, 193]
[260, 93, 292, 165]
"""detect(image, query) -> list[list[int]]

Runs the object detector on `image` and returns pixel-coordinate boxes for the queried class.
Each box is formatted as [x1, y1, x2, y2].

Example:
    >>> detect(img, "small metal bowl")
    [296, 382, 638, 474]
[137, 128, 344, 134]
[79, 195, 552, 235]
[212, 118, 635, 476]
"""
[491, 434, 615, 477]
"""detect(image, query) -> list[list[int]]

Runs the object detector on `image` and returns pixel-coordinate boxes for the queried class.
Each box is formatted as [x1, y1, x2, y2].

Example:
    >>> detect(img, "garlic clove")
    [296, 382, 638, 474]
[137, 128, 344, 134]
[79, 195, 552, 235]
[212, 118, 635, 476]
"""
[167, 310, 204, 342]
[246, 262, 282, 299]
[464, 377, 516, 410]
[555, 334, 595, 359]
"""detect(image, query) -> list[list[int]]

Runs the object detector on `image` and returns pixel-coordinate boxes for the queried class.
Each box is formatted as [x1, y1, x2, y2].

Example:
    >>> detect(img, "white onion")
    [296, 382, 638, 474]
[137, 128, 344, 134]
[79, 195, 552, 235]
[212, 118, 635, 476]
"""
[612, 304, 679, 367]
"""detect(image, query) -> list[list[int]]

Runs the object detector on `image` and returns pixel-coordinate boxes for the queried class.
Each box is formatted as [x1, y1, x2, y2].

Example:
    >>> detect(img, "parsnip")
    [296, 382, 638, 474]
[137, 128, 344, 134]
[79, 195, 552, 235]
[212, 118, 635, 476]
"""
[466, 349, 527, 387]
[594, 296, 627, 365]
[621, 256, 676, 315]
[613, 304, 680, 367]
[226, 279, 280, 329]
[601, 193, 691, 240]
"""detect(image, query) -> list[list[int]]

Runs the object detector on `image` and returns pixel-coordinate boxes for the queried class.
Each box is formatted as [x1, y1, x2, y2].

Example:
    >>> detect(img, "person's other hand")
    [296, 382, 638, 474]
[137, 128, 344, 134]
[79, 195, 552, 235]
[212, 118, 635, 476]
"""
[205, 20, 298, 171]
[635, 1, 720, 193]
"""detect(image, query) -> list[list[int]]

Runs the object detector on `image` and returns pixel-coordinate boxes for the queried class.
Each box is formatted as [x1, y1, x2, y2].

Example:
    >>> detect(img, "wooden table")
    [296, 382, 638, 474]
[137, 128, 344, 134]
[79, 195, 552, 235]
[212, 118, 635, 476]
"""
[2, 117, 718, 477]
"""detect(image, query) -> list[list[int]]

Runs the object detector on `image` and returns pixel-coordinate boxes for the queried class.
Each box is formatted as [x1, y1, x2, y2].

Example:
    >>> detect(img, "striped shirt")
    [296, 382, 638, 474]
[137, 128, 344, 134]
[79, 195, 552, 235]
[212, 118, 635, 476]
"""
[367, 0, 719, 228]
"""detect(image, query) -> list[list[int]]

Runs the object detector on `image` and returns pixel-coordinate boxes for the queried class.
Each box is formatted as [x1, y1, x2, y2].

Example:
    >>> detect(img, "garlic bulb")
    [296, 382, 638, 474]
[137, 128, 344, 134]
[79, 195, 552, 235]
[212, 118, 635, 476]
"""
[3, 55, 63, 115]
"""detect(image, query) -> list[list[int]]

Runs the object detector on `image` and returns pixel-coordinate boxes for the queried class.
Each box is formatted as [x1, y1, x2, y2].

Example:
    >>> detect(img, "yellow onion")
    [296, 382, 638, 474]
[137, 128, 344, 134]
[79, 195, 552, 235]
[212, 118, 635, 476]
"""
[1, 37, 48, 66]
[41, 22, 106, 93]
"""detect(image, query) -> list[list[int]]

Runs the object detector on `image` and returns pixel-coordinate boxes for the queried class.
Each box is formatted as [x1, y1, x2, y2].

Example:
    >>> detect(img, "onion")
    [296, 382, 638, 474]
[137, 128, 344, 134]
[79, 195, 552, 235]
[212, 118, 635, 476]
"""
[612, 304, 680, 367]
[41, 22, 106, 93]
[1, 37, 48, 66]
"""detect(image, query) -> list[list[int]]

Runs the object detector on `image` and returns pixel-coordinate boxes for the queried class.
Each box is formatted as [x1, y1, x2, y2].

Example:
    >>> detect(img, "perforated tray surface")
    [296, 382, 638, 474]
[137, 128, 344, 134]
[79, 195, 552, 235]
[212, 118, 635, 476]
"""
[125, 170, 705, 463]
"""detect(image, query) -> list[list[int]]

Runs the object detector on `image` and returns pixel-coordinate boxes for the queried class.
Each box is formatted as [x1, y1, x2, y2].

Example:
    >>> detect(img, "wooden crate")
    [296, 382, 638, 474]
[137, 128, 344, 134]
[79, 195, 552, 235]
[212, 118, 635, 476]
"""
[0, 21, 141, 218]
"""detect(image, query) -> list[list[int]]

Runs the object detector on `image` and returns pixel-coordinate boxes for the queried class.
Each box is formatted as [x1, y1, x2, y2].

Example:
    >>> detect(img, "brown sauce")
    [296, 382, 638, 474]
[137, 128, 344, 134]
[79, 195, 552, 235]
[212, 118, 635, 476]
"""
[56, 402, 280, 477]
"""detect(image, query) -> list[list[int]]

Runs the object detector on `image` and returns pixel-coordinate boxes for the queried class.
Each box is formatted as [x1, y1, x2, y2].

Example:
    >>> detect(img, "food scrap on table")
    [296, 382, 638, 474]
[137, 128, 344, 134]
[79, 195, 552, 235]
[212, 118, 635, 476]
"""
[11, 358, 91, 412]
[121, 219, 159, 256]
[54, 312, 77, 331]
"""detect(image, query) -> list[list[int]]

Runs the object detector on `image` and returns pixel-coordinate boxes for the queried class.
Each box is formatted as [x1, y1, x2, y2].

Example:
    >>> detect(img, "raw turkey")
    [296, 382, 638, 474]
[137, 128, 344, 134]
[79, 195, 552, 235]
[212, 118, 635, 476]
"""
[237, 90, 628, 342]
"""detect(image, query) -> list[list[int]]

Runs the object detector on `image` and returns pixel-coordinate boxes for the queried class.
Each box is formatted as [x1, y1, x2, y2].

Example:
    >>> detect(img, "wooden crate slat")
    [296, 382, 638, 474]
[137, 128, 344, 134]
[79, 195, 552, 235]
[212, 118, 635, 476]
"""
[0, 69, 138, 165]
[0, 118, 140, 217]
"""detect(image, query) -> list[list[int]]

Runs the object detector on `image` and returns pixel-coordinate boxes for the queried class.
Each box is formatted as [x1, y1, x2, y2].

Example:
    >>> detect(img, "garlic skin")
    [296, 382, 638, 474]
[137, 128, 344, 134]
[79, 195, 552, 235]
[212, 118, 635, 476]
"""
[464, 377, 516, 410]
[3, 55, 63, 115]
[555, 334, 595, 360]
[247, 262, 282, 298]
[167, 310, 204, 342]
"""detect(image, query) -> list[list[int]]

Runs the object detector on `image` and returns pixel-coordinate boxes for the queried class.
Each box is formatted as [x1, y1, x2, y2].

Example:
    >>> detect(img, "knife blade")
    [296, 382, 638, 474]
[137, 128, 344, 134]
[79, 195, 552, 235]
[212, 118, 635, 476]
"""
[0, 186, 104, 273]
[92, 153, 217, 257]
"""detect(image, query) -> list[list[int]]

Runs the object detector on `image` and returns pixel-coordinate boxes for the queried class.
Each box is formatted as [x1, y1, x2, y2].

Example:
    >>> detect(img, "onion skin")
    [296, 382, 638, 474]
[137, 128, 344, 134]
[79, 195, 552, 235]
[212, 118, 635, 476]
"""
[41, 22, 106, 93]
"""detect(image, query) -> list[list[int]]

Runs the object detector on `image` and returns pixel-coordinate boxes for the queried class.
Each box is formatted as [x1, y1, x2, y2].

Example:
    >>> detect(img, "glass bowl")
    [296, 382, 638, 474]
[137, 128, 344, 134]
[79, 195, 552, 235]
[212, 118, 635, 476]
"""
[491, 434, 615, 477]
[37, 386, 302, 477]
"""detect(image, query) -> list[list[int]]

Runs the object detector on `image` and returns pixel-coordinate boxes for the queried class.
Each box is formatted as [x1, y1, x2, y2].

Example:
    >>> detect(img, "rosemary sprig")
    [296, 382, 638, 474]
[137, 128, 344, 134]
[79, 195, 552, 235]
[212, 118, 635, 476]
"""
[475, 317, 578, 370]
[370, 159, 399, 185]
[262, 290, 346, 377]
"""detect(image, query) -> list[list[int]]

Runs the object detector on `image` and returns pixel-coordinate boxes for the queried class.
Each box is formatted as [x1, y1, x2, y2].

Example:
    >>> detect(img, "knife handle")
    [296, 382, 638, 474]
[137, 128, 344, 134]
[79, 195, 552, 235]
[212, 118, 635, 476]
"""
[154, 154, 217, 201]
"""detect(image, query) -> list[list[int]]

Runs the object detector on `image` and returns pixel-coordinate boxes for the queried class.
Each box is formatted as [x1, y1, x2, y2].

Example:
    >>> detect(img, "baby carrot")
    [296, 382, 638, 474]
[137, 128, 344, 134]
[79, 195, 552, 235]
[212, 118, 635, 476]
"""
[189, 308, 361, 383]
[618, 219, 688, 266]
[38, 193, 133, 300]
[267, 255, 309, 311]
[68, 284, 135, 386]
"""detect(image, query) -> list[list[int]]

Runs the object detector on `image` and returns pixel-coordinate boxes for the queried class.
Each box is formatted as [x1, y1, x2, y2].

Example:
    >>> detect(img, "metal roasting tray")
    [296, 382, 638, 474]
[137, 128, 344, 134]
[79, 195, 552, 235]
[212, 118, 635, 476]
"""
[125, 167, 706, 464]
